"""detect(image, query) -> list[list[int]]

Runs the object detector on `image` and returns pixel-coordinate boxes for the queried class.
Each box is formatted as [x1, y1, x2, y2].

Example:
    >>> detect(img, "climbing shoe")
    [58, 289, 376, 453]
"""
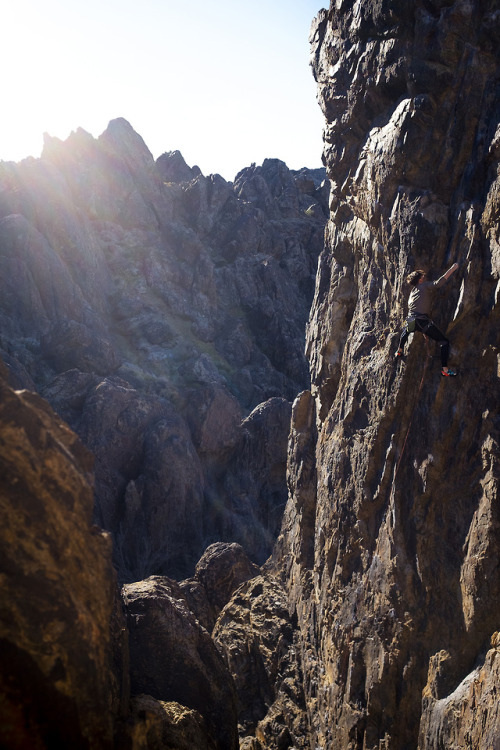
[395, 349, 404, 360]
[441, 368, 458, 377]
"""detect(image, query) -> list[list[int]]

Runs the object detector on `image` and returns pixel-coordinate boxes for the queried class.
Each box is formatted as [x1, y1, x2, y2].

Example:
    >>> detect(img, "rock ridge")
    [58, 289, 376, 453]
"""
[0, 120, 327, 581]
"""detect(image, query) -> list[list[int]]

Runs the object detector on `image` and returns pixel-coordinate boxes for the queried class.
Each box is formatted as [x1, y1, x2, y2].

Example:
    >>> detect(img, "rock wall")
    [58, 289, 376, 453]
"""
[0, 123, 327, 580]
[268, 0, 500, 748]
[0, 362, 125, 748]
[3, 1, 500, 748]
[0, 362, 250, 750]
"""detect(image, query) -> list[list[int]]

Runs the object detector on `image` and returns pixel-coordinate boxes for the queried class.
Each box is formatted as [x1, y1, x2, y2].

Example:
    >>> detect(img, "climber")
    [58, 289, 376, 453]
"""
[395, 262, 459, 376]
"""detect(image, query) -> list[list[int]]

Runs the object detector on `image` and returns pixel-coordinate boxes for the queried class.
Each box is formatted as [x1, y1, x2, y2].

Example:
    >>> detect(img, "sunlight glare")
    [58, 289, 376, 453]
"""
[2, 0, 326, 179]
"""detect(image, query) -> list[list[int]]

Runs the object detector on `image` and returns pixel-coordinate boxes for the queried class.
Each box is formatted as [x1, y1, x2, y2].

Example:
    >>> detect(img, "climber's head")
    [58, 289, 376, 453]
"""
[407, 270, 426, 286]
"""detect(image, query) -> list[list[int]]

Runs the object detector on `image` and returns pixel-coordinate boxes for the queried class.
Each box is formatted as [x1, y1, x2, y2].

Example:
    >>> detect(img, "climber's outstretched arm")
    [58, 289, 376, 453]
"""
[434, 263, 459, 287]
[444, 262, 459, 279]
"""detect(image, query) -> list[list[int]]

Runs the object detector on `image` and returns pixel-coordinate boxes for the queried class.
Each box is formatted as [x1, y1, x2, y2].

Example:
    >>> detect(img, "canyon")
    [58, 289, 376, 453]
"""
[0, 124, 327, 582]
[2, 0, 500, 749]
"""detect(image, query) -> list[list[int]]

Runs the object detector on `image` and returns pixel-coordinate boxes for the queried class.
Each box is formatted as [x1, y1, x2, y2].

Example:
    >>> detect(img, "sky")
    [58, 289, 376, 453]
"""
[2, 0, 327, 181]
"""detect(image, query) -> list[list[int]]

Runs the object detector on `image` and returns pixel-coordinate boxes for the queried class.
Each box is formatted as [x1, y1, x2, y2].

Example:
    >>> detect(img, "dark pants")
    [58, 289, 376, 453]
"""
[399, 315, 450, 367]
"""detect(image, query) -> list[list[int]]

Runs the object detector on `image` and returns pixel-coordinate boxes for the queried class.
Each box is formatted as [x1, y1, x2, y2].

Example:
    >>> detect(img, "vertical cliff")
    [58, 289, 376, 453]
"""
[272, 1, 500, 747]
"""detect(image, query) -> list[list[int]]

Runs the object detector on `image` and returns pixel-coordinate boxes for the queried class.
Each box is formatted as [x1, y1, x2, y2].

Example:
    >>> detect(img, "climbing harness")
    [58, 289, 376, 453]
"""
[406, 314, 434, 335]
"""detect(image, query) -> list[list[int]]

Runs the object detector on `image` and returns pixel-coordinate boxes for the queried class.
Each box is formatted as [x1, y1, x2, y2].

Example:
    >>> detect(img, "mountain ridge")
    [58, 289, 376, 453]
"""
[0, 119, 327, 581]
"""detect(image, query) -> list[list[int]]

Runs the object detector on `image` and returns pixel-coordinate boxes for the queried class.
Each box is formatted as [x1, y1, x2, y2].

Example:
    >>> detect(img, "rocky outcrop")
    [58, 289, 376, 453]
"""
[208, 398, 294, 565]
[258, 1, 500, 748]
[213, 574, 308, 750]
[4, 1, 500, 748]
[122, 576, 239, 750]
[0, 121, 327, 580]
[180, 542, 260, 631]
[0, 365, 252, 750]
[0, 362, 125, 748]
[127, 695, 218, 750]
[419, 634, 500, 748]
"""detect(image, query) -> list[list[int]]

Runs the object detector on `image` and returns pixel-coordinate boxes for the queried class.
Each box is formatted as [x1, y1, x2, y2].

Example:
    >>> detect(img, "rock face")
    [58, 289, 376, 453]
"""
[213, 574, 308, 750]
[122, 576, 239, 750]
[260, 1, 500, 748]
[4, 1, 500, 748]
[0, 362, 125, 748]
[180, 542, 260, 631]
[0, 366, 249, 750]
[0, 122, 327, 580]
[127, 694, 219, 750]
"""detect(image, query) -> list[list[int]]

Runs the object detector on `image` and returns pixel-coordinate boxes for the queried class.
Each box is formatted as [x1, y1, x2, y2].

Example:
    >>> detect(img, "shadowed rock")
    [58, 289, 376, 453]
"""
[213, 574, 307, 749]
[0, 362, 126, 748]
[128, 695, 218, 750]
[122, 576, 239, 750]
[180, 542, 260, 632]
[0, 124, 326, 581]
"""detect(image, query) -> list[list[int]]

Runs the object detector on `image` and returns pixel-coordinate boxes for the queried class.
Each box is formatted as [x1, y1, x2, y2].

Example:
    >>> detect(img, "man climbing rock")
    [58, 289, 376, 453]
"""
[396, 263, 459, 376]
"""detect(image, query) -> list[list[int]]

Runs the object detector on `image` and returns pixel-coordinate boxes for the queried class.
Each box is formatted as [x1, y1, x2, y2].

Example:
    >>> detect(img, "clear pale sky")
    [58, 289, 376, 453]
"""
[3, 0, 327, 181]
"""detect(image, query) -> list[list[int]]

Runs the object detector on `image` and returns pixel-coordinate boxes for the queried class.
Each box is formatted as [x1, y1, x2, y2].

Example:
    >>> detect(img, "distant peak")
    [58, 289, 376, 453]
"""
[105, 117, 136, 134]
[156, 150, 198, 183]
[99, 118, 154, 166]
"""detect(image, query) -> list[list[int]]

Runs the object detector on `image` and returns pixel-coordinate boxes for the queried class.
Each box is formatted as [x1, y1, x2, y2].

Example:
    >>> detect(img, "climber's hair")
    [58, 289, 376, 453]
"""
[407, 270, 425, 286]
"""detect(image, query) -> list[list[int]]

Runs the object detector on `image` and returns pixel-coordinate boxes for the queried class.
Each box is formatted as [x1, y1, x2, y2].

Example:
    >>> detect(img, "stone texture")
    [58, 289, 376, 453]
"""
[261, 1, 500, 748]
[213, 574, 308, 750]
[76, 376, 206, 581]
[127, 695, 217, 750]
[122, 576, 239, 750]
[4, 2, 500, 748]
[197, 5, 500, 741]
[0, 121, 326, 581]
[0, 362, 126, 748]
[419, 634, 500, 749]
[0, 359, 240, 750]
[180, 542, 260, 632]
[213, 398, 294, 565]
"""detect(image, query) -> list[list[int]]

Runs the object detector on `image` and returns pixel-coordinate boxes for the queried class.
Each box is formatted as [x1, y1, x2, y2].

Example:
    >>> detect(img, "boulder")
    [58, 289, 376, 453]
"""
[180, 542, 259, 631]
[127, 695, 218, 750]
[195, 542, 259, 612]
[122, 576, 239, 750]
